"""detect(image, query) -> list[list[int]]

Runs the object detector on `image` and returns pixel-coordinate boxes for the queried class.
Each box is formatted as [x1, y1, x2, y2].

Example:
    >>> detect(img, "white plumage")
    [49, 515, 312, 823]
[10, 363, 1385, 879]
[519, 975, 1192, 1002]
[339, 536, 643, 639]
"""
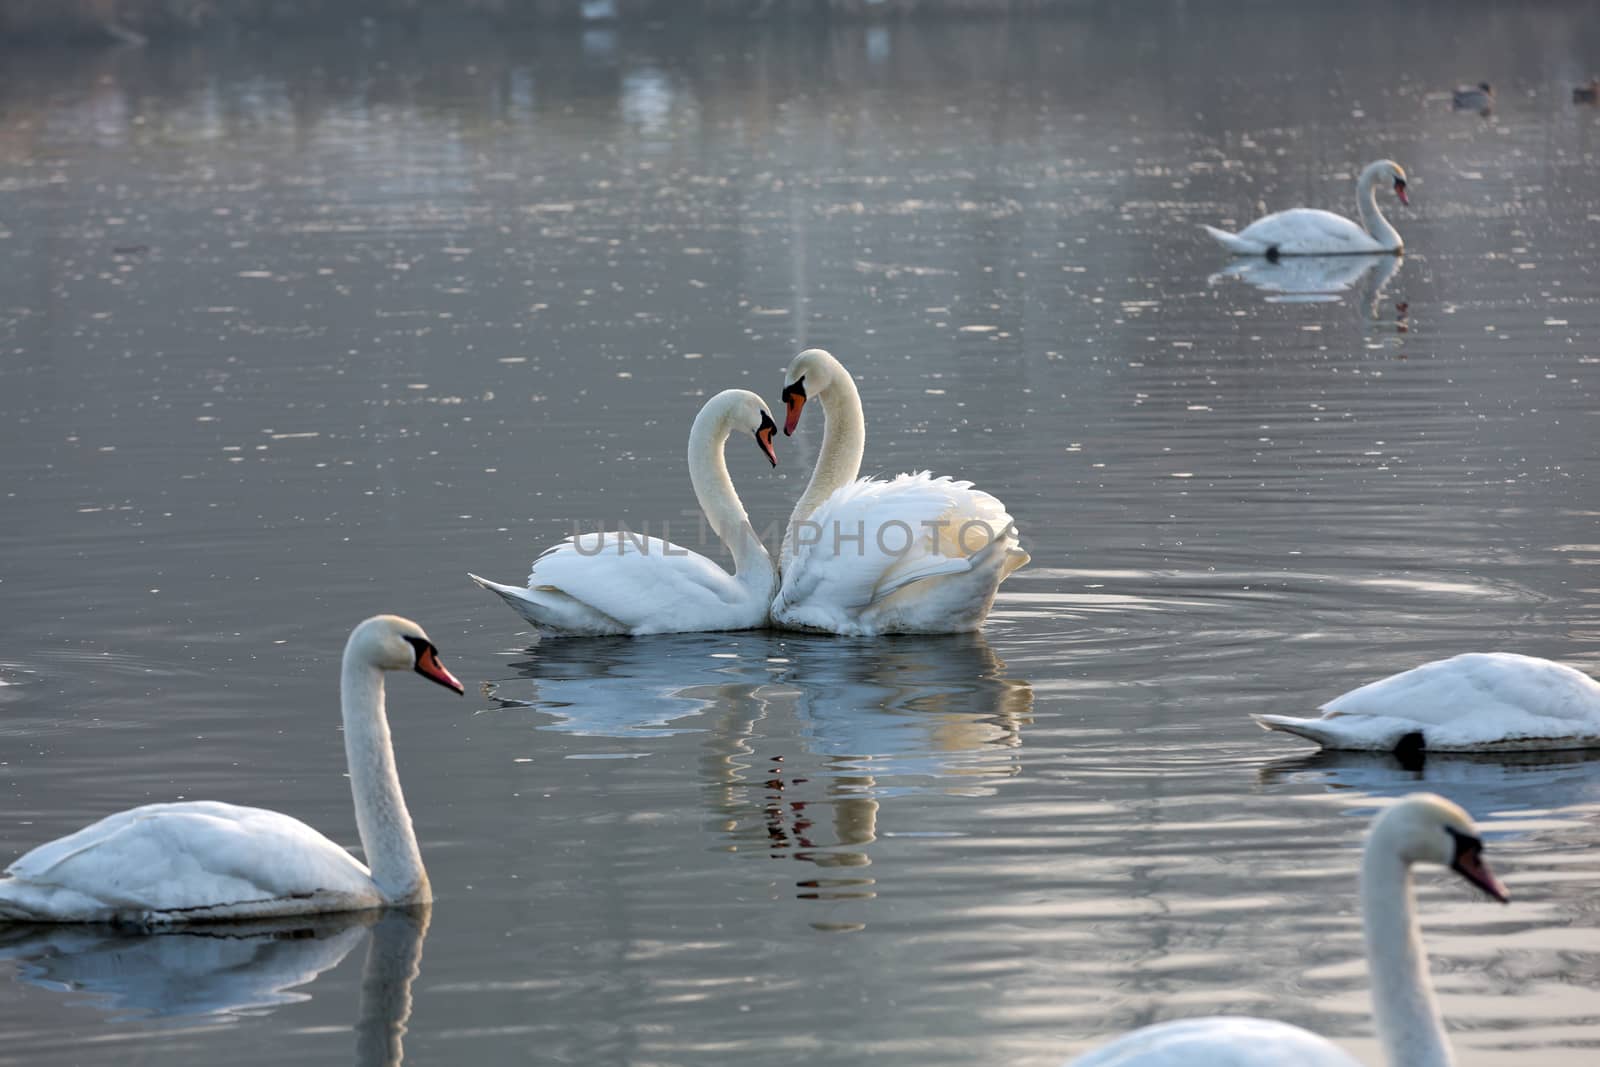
[1256, 652, 1600, 752]
[470, 389, 779, 637]
[771, 350, 1028, 636]
[0, 615, 463, 925]
[1065, 1016, 1363, 1067]
[1203, 160, 1408, 257]
[0, 802, 382, 923]
[774, 470, 1024, 635]
[474, 530, 768, 637]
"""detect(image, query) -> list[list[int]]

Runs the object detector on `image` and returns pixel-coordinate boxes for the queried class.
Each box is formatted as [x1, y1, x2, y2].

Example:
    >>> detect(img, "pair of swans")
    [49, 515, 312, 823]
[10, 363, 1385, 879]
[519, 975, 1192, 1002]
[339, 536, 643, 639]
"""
[470, 348, 1028, 637]
[1066, 793, 1507, 1067]
[1204, 160, 1408, 257]
[0, 616, 462, 924]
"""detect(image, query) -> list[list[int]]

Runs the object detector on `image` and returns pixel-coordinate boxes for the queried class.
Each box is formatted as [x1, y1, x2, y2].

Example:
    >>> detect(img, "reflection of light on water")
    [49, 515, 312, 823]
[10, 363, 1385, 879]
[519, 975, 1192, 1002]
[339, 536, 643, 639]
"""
[621, 70, 676, 133]
[0, 913, 372, 1019]
[866, 26, 892, 65]
[1259, 749, 1600, 830]
[491, 631, 1030, 924]
[1210, 254, 1401, 315]
[581, 0, 617, 18]
[509, 70, 536, 114]
[581, 29, 617, 59]
[0, 908, 429, 1065]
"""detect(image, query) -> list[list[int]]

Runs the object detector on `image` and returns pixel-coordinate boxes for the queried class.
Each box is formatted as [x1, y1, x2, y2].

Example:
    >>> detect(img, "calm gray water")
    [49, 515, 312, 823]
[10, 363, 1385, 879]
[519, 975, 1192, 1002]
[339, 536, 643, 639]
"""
[2, 5, 1599, 1065]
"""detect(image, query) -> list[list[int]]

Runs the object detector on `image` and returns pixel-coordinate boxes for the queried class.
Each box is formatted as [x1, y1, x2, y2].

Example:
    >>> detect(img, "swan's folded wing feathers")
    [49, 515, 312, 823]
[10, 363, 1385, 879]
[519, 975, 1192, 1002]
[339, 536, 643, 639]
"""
[781, 474, 962, 610]
[1235, 208, 1382, 255]
[8, 802, 374, 914]
[527, 533, 748, 631]
[1321, 653, 1600, 724]
[780, 473, 1020, 612]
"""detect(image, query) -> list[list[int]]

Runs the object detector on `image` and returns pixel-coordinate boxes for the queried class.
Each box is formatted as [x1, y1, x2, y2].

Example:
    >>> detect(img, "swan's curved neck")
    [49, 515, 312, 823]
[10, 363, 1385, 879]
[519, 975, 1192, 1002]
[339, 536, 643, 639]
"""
[790, 366, 866, 531]
[1361, 842, 1454, 1067]
[341, 654, 428, 904]
[1357, 169, 1401, 252]
[687, 409, 775, 595]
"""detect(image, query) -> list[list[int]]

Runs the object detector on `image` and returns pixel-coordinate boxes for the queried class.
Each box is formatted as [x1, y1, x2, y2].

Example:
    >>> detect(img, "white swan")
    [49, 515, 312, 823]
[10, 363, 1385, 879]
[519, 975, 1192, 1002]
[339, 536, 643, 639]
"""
[470, 389, 779, 636]
[1255, 652, 1600, 753]
[0, 616, 463, 925]
[770, 349, 1028, 635]
[1202, 160, 1409, 257]
[1064, 793, 1508, 1067]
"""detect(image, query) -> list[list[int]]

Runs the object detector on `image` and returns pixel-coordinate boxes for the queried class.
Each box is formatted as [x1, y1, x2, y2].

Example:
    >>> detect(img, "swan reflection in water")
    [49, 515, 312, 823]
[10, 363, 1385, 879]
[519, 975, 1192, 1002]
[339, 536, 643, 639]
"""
[1211, 252, 1403, 321]
[488, 630, 1031, 920]
[487, 630, 1031, 758]
[1259, 748, 1600, 826]
[0, 906, 428, 1064]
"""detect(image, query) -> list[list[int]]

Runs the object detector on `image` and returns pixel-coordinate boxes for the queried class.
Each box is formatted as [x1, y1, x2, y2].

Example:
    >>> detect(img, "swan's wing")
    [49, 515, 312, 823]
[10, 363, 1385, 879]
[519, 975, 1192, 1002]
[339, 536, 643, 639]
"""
[1324, 653, 1600, 723]
[1234, 209, 1385, 254]
[4, 802, 375, 917]
[778, 473, 1019, 614]
[1201, 224, 1267, 255]
[1257, 653, 1600, 751]
[524, 533, 758, 633]
[1065, 1016, 1363, 1067]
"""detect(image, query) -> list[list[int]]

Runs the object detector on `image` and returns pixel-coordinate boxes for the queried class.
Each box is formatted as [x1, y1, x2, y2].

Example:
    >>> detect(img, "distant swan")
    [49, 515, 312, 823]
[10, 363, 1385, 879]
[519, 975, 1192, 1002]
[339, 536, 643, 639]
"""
[471, 389, 779, 636]
[771, 349, 1028, 635]
[1063, 793, 1508, 1067]
[1202, 160, 1408, 257]
[0, 616, 463, 925]
[1255, 652, 1600, 753]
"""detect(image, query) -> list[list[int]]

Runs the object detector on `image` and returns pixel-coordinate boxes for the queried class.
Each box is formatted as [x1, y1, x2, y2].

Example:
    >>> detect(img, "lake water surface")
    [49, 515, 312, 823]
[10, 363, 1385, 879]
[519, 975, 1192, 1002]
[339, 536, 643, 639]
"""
[2, 5, 1599, 1065]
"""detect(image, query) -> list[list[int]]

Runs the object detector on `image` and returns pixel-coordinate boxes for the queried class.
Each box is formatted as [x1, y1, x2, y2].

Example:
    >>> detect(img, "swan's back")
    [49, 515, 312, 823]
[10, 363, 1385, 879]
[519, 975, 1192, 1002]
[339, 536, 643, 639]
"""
[2, 801, 377, 921]
[1232, 209, 1387, 255]
[1064, 1016, 1363, 1067]
[1325, 652, 1600, 723]
[1256, 652, 1600, 751]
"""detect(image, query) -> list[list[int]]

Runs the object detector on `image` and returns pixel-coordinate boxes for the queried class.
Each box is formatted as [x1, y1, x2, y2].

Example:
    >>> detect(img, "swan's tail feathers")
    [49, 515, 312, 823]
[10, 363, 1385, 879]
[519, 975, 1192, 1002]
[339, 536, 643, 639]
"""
[468, 573, 554, 626]
[1201, 224, 1262, 256]
[469, 573, 524, 601]
[468, 573, 625, 636]
[1253, 713, 1342, 748]
[0, 882, 51, 923]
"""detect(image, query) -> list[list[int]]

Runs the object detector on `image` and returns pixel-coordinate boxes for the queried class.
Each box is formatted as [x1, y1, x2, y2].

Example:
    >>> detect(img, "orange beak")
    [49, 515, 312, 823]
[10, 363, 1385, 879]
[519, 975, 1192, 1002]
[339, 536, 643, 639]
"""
[1452, 844, 1508, 904]
[781, 380, 807, 436]
[414, 644, 464, 695]
[755, 416, 779, 468]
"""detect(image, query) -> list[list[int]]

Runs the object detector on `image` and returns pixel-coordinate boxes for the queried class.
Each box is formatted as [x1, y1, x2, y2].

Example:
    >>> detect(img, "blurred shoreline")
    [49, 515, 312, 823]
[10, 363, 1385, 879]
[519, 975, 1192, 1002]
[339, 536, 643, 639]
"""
[0, 0, 1105, 49]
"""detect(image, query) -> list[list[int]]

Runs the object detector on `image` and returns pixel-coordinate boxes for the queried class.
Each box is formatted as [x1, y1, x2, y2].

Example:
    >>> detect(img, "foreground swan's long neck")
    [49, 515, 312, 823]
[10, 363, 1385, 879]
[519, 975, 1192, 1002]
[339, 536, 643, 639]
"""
[687, 400, 775, 595]
[342, 645, 428, 904]
[1356, 164, 1401, 252]
[790, 357, 866, 531]
[1361, 827, 1454, 1067]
